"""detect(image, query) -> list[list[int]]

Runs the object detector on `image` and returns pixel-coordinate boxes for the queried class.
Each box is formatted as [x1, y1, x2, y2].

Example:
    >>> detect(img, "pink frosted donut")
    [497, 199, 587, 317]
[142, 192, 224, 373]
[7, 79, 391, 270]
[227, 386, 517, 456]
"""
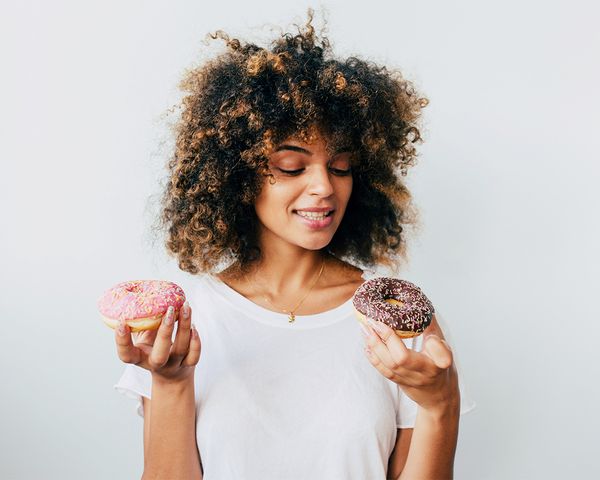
[98, 280, 186, 332]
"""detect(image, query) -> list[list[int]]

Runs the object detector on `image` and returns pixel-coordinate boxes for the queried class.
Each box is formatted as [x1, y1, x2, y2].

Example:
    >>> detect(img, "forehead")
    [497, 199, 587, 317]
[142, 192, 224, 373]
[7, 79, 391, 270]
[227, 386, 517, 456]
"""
[273, 135, 352, 155]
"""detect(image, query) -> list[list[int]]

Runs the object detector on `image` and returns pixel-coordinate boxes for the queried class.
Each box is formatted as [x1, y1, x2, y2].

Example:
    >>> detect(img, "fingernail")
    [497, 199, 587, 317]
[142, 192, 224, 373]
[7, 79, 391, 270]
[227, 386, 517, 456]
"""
[182, 301, 190, 318]
[366, 318, 384, 334]
[359, 323, 372, 338]
[165, 306, 174, 325]
[191, 323, 197, 339]
[117, 323, 127, 336]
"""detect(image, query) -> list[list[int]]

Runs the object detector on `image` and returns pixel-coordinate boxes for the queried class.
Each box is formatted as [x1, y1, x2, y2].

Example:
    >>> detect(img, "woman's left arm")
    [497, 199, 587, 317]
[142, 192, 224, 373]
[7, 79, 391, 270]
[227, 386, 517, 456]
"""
[363, 315, 461, 480]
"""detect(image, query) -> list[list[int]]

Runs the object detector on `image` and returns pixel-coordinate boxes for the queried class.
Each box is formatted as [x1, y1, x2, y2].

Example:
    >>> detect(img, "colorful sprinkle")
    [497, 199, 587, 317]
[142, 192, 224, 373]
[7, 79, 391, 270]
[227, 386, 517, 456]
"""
[352, 277, 434, 335]
[97, 280, 186, 321]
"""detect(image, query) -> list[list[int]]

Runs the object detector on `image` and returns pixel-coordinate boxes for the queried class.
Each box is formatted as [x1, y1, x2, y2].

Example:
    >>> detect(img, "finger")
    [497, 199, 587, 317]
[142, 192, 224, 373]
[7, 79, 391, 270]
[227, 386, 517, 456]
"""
[362, 319, 442, 385]
[148, 306, 176, 368]
[422, 334, 453, 369]
[364, 318, 412, 370]
[182, 323, 202, 367]
[364, 323, 396, 368]
[364, 317, 395, 345]
[115, 321, 144, 365]
[364, 346, 396, 380]
[422, 313, 447, 342]
[172, 302, 192, 359]
[361, 320, 418, 382]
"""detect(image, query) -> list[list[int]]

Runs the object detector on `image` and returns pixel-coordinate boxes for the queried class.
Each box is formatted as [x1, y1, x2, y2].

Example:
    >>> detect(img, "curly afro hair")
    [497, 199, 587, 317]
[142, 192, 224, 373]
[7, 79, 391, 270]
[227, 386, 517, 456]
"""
[155, 9, 429, 275]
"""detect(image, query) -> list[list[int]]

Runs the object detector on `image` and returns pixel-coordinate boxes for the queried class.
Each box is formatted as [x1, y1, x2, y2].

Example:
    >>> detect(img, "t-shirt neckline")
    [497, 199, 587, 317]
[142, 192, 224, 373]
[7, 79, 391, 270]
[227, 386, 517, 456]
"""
[203, 271, 368, 329]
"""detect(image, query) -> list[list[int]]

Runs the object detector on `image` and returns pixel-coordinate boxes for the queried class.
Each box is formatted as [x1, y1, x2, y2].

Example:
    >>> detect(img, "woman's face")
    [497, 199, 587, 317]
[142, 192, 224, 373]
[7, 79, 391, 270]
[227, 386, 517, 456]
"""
[254, 132, 353, 252]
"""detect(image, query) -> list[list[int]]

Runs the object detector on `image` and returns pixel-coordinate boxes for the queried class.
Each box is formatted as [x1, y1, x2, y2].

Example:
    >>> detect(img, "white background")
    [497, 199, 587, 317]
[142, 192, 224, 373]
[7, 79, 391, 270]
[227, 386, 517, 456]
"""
[1, 1, 598, 478]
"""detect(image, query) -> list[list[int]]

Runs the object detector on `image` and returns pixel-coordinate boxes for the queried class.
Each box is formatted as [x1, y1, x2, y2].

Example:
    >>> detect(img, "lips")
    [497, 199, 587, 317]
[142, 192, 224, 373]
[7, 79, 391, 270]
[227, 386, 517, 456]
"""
[293, 210, 334, 229]
[294, 210, 334, 217]
[294, 208, 335, 213]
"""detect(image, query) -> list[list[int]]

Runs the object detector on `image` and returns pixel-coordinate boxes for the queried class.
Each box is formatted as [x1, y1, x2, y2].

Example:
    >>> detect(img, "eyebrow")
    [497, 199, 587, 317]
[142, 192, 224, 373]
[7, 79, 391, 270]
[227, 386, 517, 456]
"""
[274, 144, 351, 155]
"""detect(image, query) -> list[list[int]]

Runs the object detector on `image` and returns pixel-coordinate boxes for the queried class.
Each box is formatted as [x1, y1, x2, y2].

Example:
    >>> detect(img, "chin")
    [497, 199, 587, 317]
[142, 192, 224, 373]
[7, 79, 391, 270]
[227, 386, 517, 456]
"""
[298, 235, 336, 251]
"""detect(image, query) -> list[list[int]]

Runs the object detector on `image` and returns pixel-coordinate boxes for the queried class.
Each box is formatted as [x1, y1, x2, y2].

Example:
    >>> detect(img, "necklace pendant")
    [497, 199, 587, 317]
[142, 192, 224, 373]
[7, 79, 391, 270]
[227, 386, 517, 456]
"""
[288, 312, 295, 323]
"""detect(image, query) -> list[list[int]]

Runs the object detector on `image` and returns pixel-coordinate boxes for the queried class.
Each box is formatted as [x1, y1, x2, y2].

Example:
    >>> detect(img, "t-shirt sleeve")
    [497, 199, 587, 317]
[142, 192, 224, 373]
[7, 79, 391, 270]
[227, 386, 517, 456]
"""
[113, 363, 152, 418]
[394, 313, 477, 429]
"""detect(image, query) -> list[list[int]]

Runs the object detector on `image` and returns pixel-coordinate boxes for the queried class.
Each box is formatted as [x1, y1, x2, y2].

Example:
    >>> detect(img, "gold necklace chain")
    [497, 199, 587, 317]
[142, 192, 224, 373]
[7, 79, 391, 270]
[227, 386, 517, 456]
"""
[243, 258, 326, 324]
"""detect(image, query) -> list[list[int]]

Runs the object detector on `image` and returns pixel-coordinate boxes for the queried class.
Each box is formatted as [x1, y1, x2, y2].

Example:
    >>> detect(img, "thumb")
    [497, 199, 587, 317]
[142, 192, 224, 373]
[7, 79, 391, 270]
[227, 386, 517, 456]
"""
[423, 334, 453, 369]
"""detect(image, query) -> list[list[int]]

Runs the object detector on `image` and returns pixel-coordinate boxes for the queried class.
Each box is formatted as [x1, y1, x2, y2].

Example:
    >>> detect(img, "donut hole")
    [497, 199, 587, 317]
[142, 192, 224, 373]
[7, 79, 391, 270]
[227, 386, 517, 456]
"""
[384, 298, 404, 307]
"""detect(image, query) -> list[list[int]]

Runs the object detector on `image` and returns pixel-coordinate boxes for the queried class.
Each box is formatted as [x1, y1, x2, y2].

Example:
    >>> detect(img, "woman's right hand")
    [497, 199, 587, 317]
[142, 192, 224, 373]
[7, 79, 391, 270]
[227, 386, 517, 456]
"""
[114, 301, 201, 384]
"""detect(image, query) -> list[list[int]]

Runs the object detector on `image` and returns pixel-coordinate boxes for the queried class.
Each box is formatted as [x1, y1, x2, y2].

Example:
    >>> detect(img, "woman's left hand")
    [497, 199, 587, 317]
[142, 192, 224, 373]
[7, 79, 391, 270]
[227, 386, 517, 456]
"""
[362, 315, 460, 413]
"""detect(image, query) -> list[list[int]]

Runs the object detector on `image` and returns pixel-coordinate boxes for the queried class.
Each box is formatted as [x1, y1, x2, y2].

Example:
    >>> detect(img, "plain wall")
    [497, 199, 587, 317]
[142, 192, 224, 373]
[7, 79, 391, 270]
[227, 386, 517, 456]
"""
[1, 1, 598, 478]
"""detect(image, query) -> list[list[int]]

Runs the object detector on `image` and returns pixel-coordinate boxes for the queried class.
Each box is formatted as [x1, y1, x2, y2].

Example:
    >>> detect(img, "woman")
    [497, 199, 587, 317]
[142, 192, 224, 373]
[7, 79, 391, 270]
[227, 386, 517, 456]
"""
[114, 10, 474, 479]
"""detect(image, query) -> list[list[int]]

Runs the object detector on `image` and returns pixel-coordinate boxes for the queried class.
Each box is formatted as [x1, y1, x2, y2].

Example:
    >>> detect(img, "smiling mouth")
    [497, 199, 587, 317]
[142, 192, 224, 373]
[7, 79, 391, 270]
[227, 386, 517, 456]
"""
[293, 210, 335, 220]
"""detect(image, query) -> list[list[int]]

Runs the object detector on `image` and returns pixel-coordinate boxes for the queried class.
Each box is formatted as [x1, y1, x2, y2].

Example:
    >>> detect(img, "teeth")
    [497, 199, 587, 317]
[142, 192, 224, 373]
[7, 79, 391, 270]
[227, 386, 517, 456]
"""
[297, 211, 330, 220]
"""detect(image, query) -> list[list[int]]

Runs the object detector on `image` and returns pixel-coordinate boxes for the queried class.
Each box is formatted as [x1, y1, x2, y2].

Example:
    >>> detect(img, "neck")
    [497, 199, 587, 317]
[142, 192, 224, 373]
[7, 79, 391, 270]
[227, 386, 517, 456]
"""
[249, 251, 327, 297]
[237, 232, 330, 296]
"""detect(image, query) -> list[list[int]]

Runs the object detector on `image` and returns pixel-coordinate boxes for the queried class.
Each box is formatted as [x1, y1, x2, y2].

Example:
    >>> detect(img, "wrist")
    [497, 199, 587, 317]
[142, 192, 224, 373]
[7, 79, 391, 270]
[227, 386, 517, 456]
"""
[420, 391, 461, 420]
[151, 372, 195, 392]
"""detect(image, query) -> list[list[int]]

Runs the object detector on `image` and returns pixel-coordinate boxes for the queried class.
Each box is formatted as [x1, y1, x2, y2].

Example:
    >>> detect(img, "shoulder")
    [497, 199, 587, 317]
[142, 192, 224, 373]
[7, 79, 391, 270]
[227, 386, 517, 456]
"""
[187, 273, 222, 310]
[213, 267, 251, 298]
[311, 257, 366, 309]
[321, 256, 365, 293]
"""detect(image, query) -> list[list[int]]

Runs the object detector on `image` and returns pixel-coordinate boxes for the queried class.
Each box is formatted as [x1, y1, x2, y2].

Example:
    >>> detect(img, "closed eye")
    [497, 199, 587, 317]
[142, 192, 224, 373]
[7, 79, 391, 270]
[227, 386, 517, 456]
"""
[277, 168, 352, 176]
[331, 168, 352, 176]
[278, 168, 304, 175]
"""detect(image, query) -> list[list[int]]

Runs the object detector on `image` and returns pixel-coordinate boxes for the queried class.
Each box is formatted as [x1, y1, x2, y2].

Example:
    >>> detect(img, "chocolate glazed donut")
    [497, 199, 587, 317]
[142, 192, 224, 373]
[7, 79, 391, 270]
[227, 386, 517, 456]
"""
[352, 277, 435, 338]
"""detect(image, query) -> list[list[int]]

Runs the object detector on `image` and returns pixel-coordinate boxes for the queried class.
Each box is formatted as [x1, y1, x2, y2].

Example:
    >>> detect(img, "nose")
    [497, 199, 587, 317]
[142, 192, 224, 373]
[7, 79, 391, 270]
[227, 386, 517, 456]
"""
[306, 165, 335, 197]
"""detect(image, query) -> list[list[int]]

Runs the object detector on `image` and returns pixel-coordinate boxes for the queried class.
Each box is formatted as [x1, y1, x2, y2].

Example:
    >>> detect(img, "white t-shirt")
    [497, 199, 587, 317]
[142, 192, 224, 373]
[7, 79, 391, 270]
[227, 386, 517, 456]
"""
[114, 271, 476, 479]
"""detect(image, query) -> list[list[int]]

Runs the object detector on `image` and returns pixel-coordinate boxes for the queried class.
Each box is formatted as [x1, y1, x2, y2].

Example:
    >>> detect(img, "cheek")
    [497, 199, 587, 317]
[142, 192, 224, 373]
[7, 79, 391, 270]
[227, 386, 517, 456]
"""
[254, 187, 294, 220]
[337, 178, 353, 202]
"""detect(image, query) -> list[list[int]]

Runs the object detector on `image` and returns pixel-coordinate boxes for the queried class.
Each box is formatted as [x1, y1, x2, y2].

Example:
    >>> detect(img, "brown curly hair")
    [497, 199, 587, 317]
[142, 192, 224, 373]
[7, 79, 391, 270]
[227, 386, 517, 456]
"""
[153, 9, 429, 275]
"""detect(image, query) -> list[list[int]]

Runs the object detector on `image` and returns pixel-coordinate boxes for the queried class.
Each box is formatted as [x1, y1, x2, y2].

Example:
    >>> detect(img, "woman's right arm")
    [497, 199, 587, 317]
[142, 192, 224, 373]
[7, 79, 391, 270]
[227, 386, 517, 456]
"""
[142, 378, 202, 479]
[115, 302, 202, 480]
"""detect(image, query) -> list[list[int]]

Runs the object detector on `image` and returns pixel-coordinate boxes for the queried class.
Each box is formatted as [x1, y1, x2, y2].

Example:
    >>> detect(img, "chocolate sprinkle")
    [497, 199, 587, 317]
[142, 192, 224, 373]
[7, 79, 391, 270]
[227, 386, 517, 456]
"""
[352, 277, 434, 334]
